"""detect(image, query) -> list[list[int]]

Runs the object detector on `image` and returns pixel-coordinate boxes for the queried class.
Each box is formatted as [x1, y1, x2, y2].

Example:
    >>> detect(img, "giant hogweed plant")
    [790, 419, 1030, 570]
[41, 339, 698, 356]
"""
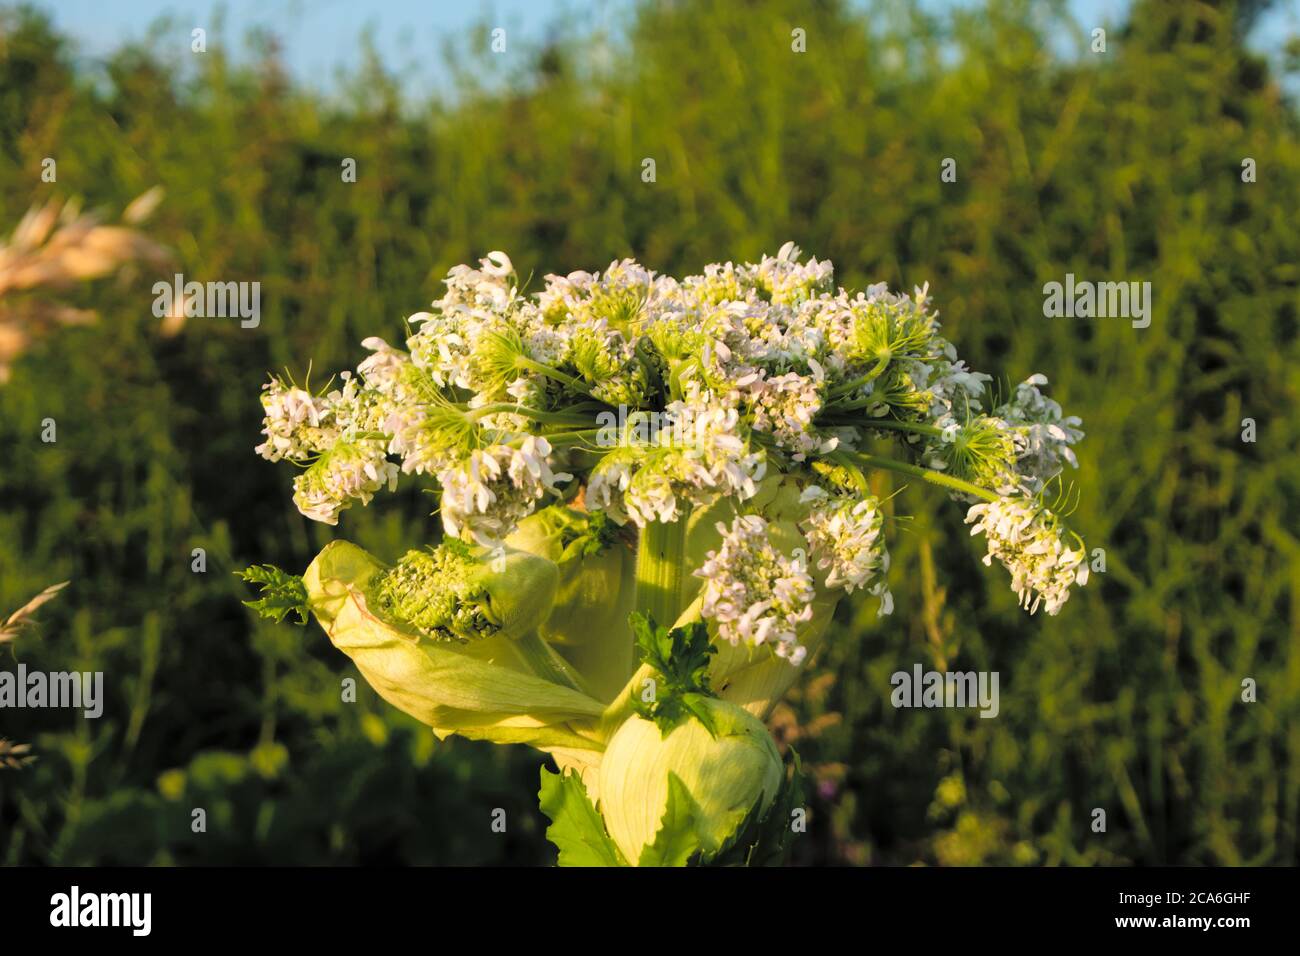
[240, 244, 1088, 865]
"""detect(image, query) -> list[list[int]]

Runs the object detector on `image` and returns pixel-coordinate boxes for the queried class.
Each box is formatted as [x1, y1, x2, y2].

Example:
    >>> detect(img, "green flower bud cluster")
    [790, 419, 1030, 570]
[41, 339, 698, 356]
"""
[934, 415, 1020, 495]
[372, 543, 499, 643]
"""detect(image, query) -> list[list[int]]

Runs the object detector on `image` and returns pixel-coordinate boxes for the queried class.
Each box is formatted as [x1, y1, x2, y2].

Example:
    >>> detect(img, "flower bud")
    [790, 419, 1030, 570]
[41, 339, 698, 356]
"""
[303, 540, 604, 751]
[372, 540, 559, 643]
[597, 697, 782, 864]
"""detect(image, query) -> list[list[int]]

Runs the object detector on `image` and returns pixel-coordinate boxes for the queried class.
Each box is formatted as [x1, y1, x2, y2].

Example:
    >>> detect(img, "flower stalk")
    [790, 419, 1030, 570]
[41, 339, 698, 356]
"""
[635, 515, 690, 628]
[851, 451, 1001, 503]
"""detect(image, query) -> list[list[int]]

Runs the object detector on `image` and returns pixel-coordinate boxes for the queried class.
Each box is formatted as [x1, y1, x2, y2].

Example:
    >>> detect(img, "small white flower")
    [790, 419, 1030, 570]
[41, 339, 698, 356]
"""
[695, 515, 816, 664]
[965, 497, 1088, 615]
[753, 242, 835, 305]
[436, 438, 571, 546]
[357, 337, 412, 396]
[480, 251, 513, 278]
[802, 488, 893, 614]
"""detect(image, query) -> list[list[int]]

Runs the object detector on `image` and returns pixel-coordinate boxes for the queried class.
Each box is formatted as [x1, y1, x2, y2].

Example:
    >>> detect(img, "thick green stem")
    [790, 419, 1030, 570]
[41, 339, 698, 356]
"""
[517, 357, 605, 402]
[600, 597, 703, 738]
[850, 451, 1000, 503]
[635, 516, 689, 628]
[539, 428, 601, 444]
[504, 428, 600, 451]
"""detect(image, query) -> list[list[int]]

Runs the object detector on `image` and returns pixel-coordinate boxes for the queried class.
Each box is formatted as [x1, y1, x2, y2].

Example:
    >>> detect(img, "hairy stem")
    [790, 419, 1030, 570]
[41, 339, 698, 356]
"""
[821, 416, 944, 438]
[535, 428, 602, 447]
[504, 428, 600, 450]
[516, 357, 605, 403]
[850, 451, 1000, 503]
[465, 403, 594, 427]
[826, 353, 891, 399]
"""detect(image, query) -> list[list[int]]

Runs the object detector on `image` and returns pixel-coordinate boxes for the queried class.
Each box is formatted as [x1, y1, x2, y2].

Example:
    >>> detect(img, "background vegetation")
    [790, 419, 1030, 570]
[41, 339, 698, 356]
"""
[0, 0, 1296, 865]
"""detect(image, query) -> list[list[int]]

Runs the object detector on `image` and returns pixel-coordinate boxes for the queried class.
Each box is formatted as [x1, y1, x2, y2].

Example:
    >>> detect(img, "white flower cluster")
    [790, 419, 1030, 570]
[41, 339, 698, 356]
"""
[994, 374, 1085, 495]
[293, 441, 398, 526]
[586, 385, 765, 526]
[744, 368, 828, 461]
[799, 486, 893, 615]
[437, 437, 572, 546]
[695, 515, 817, 665]
[914, 372, 1083, 501]
[965, 497, 1089, 615]
[256, 372, 397, 525]
[256, 245, 1090, 631]
[256, 379, 332, 463]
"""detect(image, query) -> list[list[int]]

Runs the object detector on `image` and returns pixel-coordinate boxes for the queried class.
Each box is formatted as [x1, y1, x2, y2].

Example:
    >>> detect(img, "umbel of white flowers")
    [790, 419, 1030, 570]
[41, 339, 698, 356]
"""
[256, 243, 1088, 667]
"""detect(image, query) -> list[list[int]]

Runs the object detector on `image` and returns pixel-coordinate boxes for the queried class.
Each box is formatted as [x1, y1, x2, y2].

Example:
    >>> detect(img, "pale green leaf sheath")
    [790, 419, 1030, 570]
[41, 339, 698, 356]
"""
[303, 540, 606, 752]
[595, 616, 783, 865]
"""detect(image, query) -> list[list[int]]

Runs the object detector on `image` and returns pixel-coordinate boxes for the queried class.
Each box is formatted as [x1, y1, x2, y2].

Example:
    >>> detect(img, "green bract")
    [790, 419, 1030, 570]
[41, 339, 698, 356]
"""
[507, 507, 637, 700]
[597, 697, 783, 865]
[303, 540, 605, 752]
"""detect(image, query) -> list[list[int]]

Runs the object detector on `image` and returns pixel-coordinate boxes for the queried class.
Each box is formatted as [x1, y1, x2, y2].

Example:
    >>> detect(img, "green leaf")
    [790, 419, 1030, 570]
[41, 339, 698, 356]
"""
[750, 747, 806, 865]
[680, 692, 720, 738]
[629, 612, 718, 736]
[236, 564, 310, 625]
[630, 612, 713, 693]
[637, 772, 703, 867]
[557, 508, 621, 560]
[538, 766, 626, 867]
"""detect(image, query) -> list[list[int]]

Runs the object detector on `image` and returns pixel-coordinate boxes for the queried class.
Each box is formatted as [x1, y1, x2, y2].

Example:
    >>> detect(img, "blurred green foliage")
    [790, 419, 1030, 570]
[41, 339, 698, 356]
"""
[1, 0, 1296, 865]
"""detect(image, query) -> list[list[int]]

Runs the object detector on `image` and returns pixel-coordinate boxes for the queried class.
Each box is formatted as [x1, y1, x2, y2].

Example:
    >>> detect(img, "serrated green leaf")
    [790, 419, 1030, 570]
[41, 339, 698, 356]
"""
[629, 612, 718, 735]
[538, 766, 626, 867]
[637, 772, 704, 867]
[703, 792, 769, 866]
[751, 747, 807, 866]
[236, 564, 310, 625]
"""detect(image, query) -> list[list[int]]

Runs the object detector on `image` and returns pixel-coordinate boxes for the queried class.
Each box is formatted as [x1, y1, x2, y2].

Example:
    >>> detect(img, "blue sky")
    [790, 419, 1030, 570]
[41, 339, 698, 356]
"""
[22, 0, 1298, 98]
